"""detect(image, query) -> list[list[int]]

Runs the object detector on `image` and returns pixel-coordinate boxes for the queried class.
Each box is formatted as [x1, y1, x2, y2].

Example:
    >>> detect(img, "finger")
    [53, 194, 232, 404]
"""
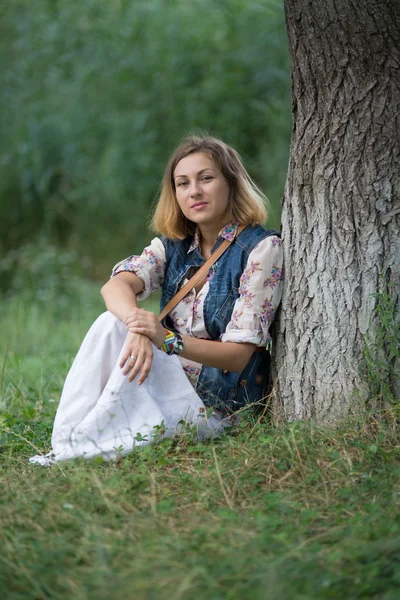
[124, 315, 137, 327]
[125, 316, 152, 330]
[135, 308, 153, 316]
[120, 348, 132, 369]
[126, 358, 141, 381]
[128, 326, 154, 338]
[137, 355, 153, 385]
[124, 307, 148, 319]
[125, 308, 155, 322]
[123, 308, 140, 321]
[122, 353, 138, 375]
[127, 357, 145, 382]
[128, 323, 154, 333]
[128, 344, 153, 382]
[124, 319, 144, 330]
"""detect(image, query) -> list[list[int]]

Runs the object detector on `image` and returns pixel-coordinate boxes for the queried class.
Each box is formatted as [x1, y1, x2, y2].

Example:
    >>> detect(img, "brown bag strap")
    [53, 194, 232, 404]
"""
[158, 224, 246, 322]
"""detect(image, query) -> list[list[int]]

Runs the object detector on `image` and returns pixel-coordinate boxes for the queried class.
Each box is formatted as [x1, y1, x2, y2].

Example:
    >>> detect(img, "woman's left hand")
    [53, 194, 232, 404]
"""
[123, 308, 166, 348]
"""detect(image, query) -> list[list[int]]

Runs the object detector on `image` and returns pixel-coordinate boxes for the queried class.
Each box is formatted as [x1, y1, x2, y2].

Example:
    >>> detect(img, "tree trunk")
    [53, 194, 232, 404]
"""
[275, 0, 400, 421]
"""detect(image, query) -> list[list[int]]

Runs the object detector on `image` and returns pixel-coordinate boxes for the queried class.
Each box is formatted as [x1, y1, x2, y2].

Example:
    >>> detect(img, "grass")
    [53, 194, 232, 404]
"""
[1, 285, 400, 599]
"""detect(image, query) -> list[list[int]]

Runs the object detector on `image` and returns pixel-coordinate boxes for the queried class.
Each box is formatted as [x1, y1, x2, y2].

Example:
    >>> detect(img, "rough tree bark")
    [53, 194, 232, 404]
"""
[275, 0, 400, 421]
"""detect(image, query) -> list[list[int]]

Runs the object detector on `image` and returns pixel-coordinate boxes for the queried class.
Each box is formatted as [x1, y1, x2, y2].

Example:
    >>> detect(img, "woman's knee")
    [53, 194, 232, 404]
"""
[92, 311, 126, 337]
[96, 310, 120, 325]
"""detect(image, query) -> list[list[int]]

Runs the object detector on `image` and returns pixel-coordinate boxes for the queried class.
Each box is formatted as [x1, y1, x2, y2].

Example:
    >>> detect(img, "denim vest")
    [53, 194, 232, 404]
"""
[160, 225, 280, 414]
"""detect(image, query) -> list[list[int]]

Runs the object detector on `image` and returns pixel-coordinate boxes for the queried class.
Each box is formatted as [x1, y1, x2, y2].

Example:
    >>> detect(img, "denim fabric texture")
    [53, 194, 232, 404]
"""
[160, 225, 280, 415]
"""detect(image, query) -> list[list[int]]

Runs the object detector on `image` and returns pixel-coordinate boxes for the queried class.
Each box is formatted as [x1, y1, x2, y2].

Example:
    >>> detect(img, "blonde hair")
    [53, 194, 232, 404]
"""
[151, 134, 268, 239]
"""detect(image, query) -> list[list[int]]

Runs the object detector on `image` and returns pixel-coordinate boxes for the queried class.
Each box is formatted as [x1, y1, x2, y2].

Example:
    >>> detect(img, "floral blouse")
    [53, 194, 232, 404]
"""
[111, 221, 283, 389]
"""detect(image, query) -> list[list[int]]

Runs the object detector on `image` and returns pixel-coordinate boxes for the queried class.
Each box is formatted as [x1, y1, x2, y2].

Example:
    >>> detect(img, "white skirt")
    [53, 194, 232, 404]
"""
[29, 312, 226, 466]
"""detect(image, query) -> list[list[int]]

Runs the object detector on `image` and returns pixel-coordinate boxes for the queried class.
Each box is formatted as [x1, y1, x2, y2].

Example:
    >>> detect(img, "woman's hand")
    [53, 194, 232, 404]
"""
[123, 308, 166, 348]
[120, 331, 154, 385]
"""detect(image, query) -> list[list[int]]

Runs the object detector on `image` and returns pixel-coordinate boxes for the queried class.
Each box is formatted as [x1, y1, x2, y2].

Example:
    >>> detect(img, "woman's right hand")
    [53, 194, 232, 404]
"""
[120, 331, 154, 385]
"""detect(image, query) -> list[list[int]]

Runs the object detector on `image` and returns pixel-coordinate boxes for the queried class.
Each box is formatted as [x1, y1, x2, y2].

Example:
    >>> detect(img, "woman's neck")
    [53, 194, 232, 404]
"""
[198, 220, 228, 259]
[198, 226, 218, 249]
[198, 216, 231, 249]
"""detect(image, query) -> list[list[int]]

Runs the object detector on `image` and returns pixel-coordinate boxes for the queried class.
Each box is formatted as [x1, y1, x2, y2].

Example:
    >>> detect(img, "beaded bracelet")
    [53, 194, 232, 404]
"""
[160, 329, 184, 355]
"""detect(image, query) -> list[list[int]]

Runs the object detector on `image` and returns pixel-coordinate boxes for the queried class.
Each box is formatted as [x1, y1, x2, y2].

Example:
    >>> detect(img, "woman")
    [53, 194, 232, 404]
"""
[30, 135, 283, 465]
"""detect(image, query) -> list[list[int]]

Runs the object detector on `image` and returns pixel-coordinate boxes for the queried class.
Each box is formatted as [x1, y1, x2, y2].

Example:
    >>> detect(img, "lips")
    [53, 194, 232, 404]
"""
[191, 202, 208, 210]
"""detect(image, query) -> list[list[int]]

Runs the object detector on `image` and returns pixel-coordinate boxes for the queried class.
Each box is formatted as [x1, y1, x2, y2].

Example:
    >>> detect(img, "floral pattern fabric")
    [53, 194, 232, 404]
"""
[111, 222, 283, 388]
[221, 235, 283, 347]
[111, 237, 166, 301]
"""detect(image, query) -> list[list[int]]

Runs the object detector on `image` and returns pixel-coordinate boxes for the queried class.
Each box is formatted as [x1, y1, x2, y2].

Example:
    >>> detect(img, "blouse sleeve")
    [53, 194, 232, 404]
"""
[220, 235, 283, 346]
[110, 237, 166, 301]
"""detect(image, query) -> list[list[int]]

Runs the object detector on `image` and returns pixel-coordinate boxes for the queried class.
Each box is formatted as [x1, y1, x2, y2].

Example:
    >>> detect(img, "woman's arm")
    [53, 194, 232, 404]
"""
[101, 239, 167, 385]
[180, 335, 256, 373]
[221, 235, 284, 346]
[100, 271, 144, 321]
[101, 274, 156, 386]
[101, 237, 166, 321]
[124, 308, 256, 373]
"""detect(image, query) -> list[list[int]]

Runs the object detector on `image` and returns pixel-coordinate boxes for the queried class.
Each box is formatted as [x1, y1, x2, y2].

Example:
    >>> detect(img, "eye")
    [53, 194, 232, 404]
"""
[202, 176, 213, 182]
[177, 180, 188, 187]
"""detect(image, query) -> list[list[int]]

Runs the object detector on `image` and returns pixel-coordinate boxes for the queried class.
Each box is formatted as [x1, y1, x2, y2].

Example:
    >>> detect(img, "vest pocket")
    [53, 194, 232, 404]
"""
[216, 289, 238, 325]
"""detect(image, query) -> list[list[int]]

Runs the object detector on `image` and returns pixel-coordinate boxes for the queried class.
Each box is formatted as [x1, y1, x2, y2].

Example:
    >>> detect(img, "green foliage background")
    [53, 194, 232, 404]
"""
[0, 0, 291, 280]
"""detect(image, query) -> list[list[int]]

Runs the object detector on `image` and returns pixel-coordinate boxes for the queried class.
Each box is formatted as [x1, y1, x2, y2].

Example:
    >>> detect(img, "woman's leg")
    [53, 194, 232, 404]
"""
[30, 312, 227, 464]
[51, 311, 127, 447]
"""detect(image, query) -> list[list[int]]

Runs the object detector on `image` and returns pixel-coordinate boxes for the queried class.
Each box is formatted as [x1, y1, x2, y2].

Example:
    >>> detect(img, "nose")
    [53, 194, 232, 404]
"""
[189, 180, 202, 197]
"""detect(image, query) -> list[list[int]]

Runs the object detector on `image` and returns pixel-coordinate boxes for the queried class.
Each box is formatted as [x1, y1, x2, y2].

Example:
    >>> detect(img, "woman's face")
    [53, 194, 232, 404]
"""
[173, 152, 231, 230]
